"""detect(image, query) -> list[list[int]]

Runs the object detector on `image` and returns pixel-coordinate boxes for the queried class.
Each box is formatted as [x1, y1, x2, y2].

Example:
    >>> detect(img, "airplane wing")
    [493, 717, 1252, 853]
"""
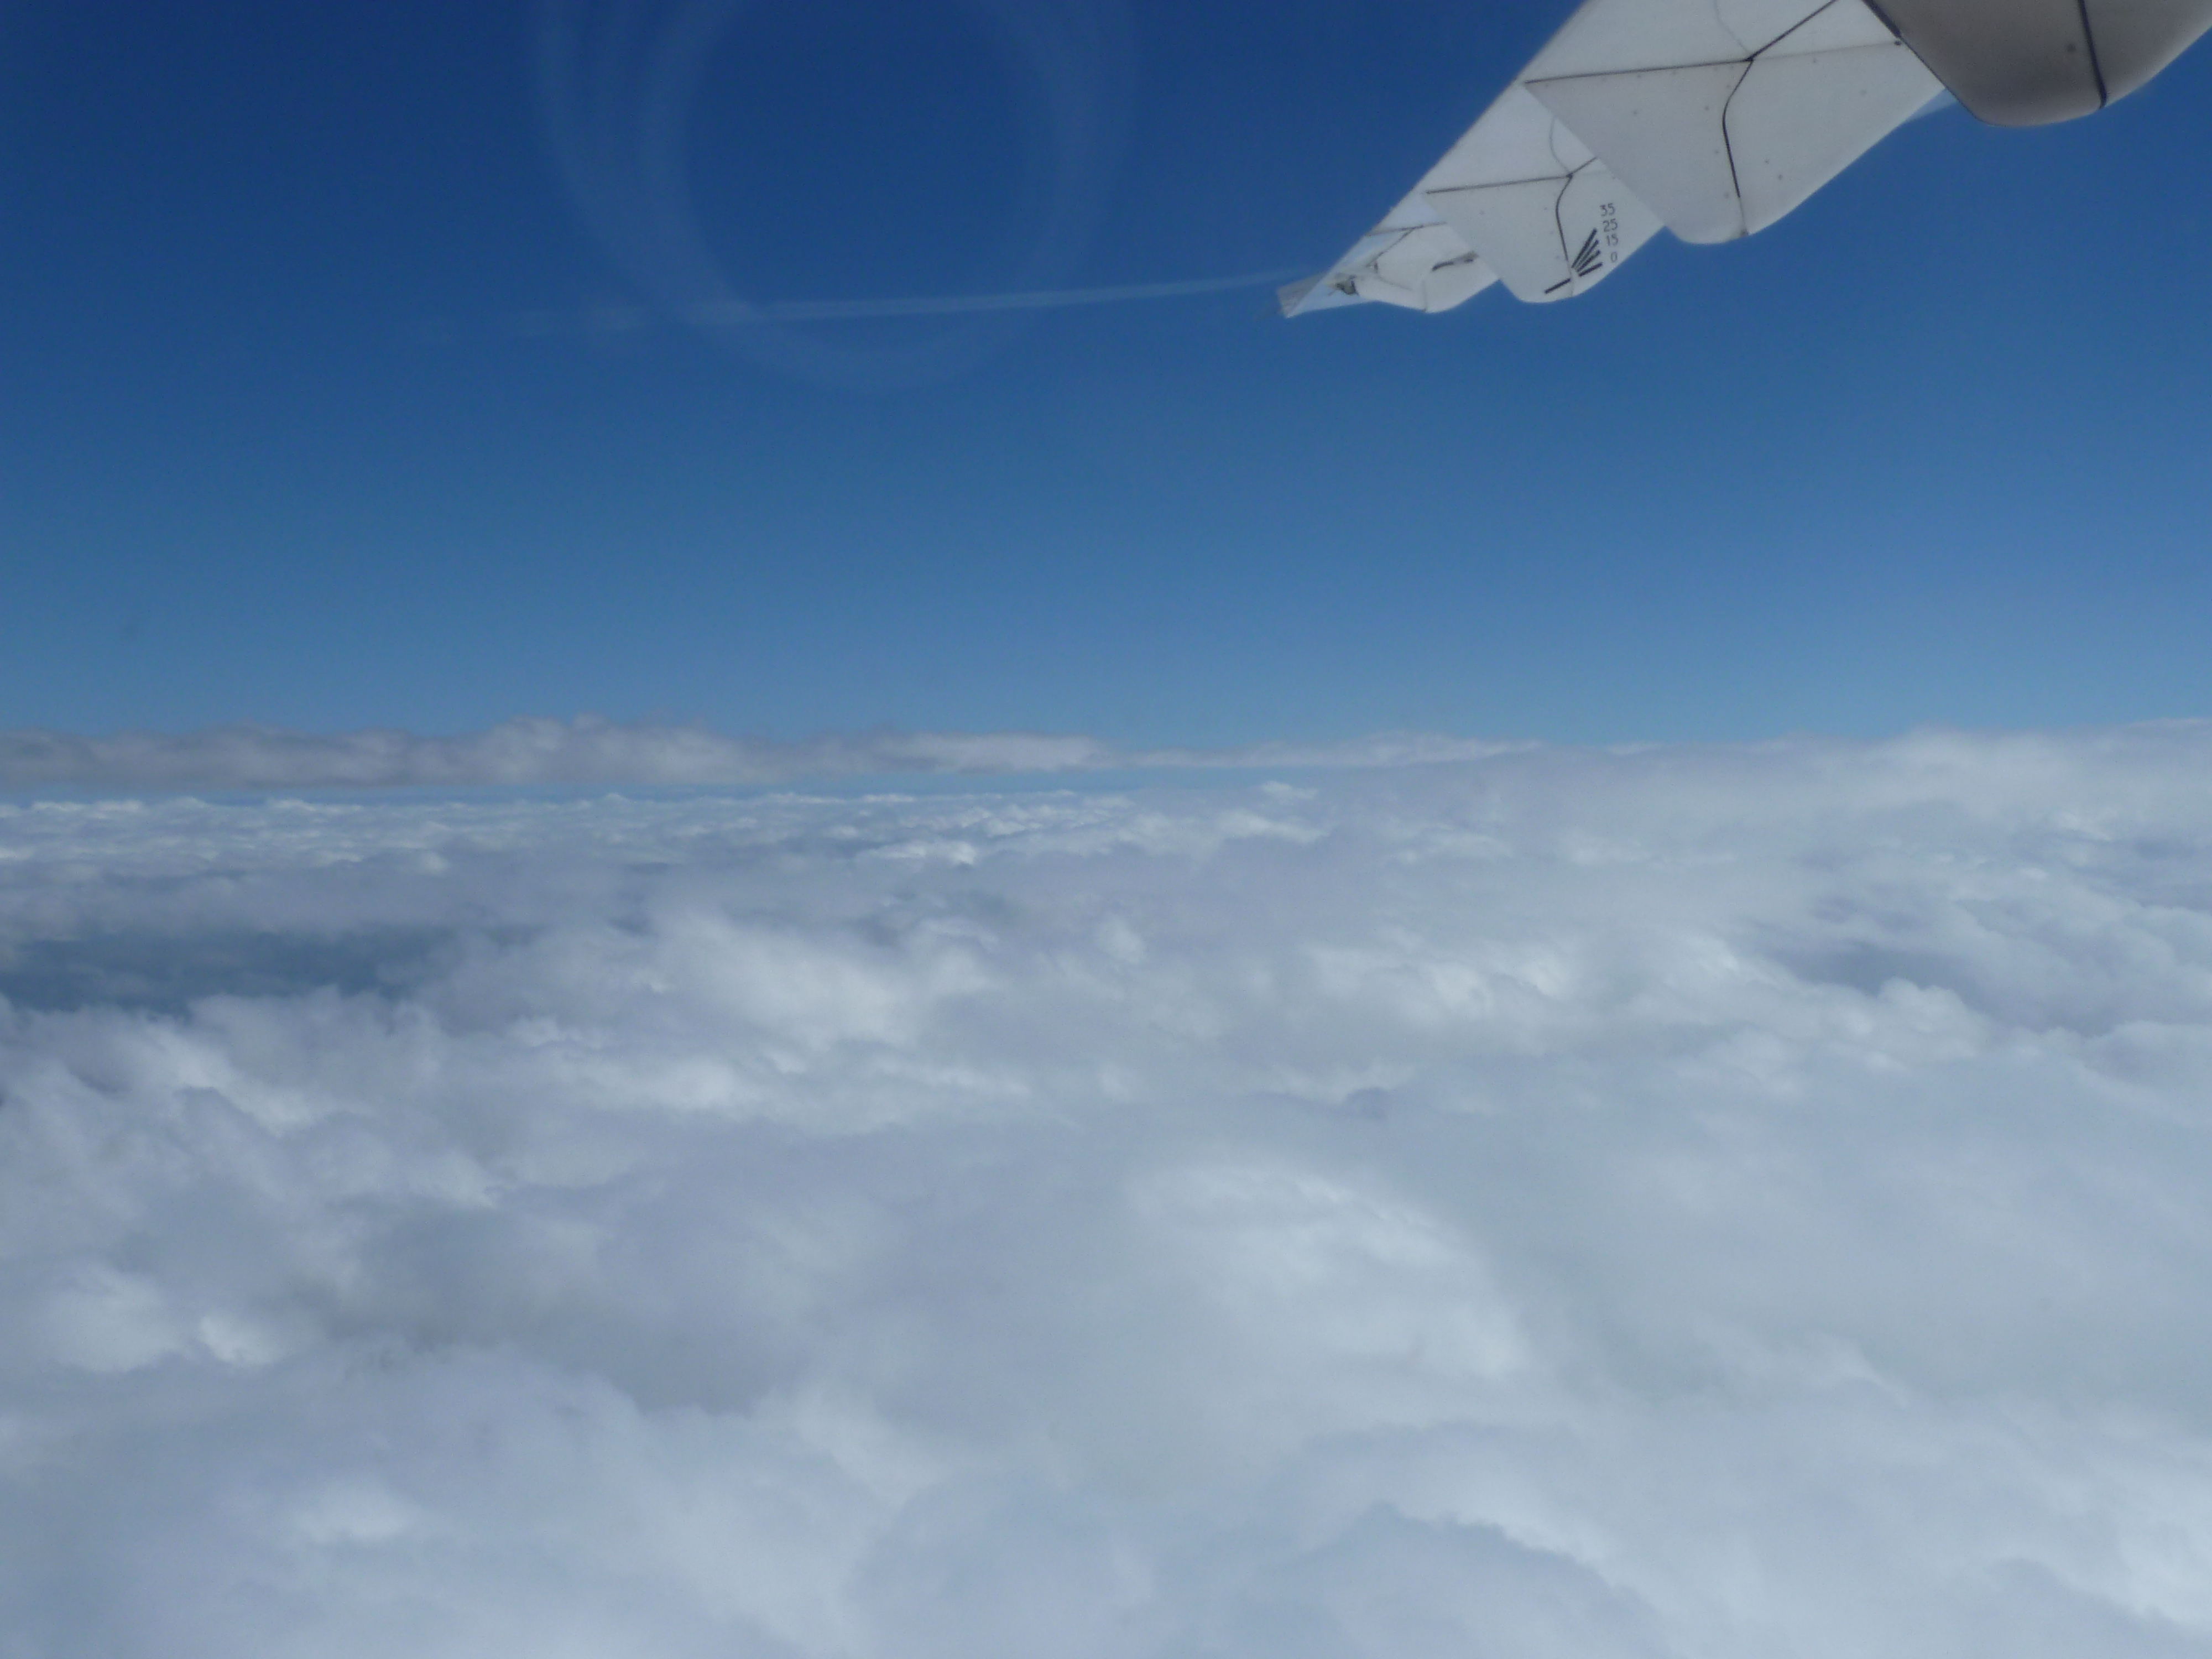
[1284, 0, 1940, 317]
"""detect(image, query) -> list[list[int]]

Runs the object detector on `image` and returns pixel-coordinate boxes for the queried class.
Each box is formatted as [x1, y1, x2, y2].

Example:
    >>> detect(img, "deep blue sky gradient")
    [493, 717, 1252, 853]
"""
[4, 0, 2210, 745]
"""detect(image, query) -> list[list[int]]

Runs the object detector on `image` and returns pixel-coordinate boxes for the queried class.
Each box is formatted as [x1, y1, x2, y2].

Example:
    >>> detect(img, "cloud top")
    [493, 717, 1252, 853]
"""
[7, 727, 2212, 1655]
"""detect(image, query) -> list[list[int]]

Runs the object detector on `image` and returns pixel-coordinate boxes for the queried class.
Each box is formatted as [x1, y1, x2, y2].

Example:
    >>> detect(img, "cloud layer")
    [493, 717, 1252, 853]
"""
[6, 726, 2212, 1656]
[0, 717, 1512, 790]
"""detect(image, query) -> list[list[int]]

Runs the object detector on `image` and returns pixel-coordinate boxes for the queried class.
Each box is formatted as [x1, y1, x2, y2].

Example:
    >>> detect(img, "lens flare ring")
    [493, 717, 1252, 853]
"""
[536, 0, 1134, 388]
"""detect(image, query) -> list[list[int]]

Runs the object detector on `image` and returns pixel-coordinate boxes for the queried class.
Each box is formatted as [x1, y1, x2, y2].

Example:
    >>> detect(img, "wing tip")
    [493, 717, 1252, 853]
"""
[1277, 274, 1326, 317]
[1278, 272, 1378, 318]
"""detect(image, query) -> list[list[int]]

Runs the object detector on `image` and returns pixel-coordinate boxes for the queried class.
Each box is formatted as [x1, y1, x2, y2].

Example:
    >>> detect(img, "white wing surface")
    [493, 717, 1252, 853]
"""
[1419, 84, 1663, 303]
[1284, 0, 1939, 317]
[1275, 207, 1498, 316]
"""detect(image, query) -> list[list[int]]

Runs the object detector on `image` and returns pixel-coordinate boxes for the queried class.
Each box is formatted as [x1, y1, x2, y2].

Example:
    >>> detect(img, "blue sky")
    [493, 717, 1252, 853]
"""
[4, 0, 2210, 747]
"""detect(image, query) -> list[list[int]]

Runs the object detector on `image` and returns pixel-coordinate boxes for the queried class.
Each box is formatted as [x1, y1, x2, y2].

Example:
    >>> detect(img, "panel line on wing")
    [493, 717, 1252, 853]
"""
[1529, 0, 1937, 242]
[2071, 0, 2112, 102]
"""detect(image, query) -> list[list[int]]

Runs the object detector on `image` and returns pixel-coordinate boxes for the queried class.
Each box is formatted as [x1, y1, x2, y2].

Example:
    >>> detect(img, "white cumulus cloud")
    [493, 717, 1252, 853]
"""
[6, 724, 2212, 1656]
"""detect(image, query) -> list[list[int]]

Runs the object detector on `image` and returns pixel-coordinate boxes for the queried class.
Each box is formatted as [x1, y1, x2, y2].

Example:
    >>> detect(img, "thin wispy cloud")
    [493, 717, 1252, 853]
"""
[503, 269, 1303, 337]
[6, 727, 2212, 1655]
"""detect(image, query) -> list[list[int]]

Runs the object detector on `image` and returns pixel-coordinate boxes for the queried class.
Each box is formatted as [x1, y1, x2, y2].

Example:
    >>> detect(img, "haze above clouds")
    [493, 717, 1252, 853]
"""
[0, 718, 1506, 791]
[7, 725, 2212, 1657]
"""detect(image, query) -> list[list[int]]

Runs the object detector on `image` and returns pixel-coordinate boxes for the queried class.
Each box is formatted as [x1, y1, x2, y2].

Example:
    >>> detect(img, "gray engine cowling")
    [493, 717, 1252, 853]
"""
[1874, 0, 2212, 123]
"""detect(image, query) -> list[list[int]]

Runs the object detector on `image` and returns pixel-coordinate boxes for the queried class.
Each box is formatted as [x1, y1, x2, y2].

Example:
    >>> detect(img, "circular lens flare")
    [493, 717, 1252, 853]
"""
[536, 0, 1134, 389]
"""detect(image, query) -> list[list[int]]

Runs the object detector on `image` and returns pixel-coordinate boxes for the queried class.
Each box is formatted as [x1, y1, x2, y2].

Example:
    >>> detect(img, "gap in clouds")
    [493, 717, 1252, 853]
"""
[0, 927, 461, 1015]
[6, 727, 2212, 1657]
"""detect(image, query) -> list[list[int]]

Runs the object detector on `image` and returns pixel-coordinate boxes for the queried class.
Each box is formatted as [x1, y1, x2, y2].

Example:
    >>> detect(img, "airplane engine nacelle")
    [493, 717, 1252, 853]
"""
[1875, 0, 2212, 123]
